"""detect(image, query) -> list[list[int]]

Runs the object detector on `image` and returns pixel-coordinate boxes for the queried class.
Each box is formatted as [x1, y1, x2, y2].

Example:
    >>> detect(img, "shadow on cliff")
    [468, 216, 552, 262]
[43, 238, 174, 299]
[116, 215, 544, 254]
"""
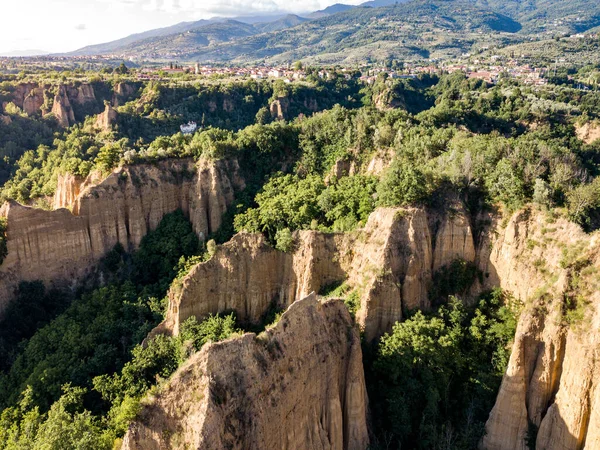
[481, 369, 582, 450]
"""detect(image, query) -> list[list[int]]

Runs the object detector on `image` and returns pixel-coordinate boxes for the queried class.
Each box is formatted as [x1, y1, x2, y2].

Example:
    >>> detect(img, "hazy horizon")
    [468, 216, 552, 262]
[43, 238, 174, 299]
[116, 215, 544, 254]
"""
[0, 0, 364, 56]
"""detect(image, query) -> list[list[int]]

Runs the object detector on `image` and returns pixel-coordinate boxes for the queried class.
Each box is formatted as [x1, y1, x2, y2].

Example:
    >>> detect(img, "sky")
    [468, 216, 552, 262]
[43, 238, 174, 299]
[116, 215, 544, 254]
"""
[0, 0, 365, 55]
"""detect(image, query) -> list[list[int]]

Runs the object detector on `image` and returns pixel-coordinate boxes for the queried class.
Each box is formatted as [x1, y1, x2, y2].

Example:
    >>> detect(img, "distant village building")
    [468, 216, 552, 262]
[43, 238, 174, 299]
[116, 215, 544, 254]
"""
[180, 121, 197, 135]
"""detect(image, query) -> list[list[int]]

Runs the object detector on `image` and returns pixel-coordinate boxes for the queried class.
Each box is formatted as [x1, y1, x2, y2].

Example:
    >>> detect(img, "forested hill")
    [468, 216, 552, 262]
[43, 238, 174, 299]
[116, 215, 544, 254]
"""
[68, 0, 600, 63]
[473, 0, 600, 33]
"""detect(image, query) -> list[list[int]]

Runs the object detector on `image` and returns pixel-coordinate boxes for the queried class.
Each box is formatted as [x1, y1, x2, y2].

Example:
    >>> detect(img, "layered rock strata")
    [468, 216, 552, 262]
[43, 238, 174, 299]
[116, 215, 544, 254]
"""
[0, 158, 243, 312]
[51, 85, 76, 127]
[161, 206, 476, 340]
[95, 102, 118, 130]
[1, 81, 139, 126]
[481, 209, 600, 450]
[122, 293, 370, 450]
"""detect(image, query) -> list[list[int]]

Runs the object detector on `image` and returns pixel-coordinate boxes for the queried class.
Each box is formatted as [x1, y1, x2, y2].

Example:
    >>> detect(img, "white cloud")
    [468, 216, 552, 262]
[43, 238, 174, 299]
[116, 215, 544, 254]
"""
[96, 0, 361, 15]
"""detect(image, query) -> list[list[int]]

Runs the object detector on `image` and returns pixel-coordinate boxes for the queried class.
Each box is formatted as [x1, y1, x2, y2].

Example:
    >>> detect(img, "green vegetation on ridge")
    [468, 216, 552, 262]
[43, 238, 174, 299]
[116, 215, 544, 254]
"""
[1, 60, 600, 449]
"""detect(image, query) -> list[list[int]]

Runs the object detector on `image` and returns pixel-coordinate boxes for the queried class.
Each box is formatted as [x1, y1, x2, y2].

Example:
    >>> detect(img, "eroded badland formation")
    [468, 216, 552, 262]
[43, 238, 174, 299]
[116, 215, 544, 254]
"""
[0, 156, 599, 449]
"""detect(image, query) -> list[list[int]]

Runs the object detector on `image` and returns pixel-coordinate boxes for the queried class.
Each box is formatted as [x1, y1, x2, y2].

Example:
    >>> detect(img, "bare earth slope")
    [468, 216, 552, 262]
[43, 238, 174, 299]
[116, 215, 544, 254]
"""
[0, 158, 243, 312]
[481, 209, 600, 450]
[160, 206, 476, 341]
[122, 293, 370, 450]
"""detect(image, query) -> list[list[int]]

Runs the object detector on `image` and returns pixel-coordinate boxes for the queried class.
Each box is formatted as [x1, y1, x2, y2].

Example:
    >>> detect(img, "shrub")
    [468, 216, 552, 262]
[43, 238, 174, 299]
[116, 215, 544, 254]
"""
[371, 290, 518, 449]
[275, 228, 294, 252]
[377, 159, 429, 207]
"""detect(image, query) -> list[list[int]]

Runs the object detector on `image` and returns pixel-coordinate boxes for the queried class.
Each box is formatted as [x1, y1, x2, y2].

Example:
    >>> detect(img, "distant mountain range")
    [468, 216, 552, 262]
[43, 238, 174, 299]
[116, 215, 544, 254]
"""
[67, 0, 600, 64]
[68, 0, 401, 58]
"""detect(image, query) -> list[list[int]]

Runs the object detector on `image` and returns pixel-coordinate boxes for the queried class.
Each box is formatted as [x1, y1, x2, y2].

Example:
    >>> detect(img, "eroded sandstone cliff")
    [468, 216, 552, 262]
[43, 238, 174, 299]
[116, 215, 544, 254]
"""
[160, 205, 476, 341]
[1, 81, 139, 126]
[51, 85, 76, 127]
[155, 203, 600, 450]
[481, 209, 600, 450]
[0, 158, 243, 313]
[122, 293, 370, 450]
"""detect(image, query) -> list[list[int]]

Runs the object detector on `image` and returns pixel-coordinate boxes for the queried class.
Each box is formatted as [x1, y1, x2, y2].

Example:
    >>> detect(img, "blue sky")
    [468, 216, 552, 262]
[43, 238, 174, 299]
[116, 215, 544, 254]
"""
[0, 0, 364, 55]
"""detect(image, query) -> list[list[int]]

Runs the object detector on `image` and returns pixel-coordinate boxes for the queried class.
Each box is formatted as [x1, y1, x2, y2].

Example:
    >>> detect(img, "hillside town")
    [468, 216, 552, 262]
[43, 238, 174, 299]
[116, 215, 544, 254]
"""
[133, 56, 581, 88]
[1, 31, 599, 90]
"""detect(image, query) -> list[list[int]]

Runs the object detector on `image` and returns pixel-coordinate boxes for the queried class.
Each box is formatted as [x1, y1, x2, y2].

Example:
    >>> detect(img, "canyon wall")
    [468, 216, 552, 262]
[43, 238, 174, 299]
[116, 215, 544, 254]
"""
[160, 205, 476, 341]
[122, 293, 370, 450]
[480, 209, 600, 450]
[156, 202, 600, 450]
[2, 81, 139, 127]
[0, 158, 243, 313]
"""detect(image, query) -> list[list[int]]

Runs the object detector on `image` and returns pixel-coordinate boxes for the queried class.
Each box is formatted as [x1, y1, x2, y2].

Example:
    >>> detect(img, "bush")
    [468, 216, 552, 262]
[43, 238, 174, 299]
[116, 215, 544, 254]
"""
[275, 228, 294, 252]
[179, 313, 241, 352]
[377, 159, 429, 207]
[370, 290, 518, 449]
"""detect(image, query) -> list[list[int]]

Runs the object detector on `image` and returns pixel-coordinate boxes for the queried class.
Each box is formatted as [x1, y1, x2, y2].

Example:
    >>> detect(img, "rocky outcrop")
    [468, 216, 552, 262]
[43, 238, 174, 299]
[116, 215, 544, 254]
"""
[52, 171, 103, 210]
[304, 97, 319, 111]
[112, 82, 139, 106]
[161, 231, 346, 336]
[8, 83, 38, 110]
[365, 148, 394, 175]
[576, 121, 600, 145]
[0, 158, 244, 313]
[122, 294, 369, 450]
[161, 205, 476, 341]
[1, 81, 132, 125]
[51, 85, 75, 127]
[95, 103, 118, 130]
[481, 209, 600, 450]
[22, 87, 45, 116]
[75, 84, 96, 105]
[222, 97, 235, 113]
[270, 96, 290, 120]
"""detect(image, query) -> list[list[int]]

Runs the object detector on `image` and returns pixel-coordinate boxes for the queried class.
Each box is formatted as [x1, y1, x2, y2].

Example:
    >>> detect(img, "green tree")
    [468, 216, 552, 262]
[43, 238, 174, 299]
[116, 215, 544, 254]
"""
[275, 228, 294, 252]
[115, 63, 129, 75]
[371, 290, 518, 449]
[377, 159, 429, 207]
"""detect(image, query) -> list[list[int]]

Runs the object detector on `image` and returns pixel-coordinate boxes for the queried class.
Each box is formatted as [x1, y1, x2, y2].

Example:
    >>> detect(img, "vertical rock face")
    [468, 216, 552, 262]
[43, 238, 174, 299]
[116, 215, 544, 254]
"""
[1, 81, 136, 126]
[0, 158, 244, 313]
[112, 82, 139, 106]
[95, 103, 118, 130]
[52, 172, 92, 210]
[122, 294, 370, 450]
[270, 96, 289, 119]
[51, 85, 76, 127]
[351, 208, 432, 338]
[75, 84, 96, 105]
[22, 88, 45, 116]
[480, 209, 600, 450]
[161, 205, 476, 341]
[7, 83, 38, 110]
[161, 231, 347, 336]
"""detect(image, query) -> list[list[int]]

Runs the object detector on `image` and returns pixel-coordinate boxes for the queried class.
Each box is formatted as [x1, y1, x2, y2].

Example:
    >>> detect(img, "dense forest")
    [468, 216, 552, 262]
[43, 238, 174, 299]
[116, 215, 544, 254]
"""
[0, 66, 600, 449]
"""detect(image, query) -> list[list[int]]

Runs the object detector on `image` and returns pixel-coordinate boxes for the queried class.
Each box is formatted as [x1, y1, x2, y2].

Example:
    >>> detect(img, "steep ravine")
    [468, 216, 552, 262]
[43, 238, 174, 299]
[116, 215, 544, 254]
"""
[0, 158, 243, 312]
[143, 206, 600, 450]
[480, 210, 600, 450]
[158, 205, 476, 341]
[2, 81, 139, 127]
[2, 158, 599, 449]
